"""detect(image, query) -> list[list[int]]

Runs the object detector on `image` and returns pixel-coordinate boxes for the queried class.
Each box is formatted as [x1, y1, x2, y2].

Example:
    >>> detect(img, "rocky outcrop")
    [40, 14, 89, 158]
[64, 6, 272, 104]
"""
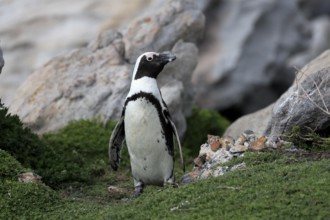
[289, 16, 330, 70]
[193, 0, 309, 114]
[181, 131, 288, 183]
[9, 0, 204, 135]
[5, 0, 330, 137]
[224, 104, 274, 139]
[265, 50, 330, 136]
[122, 0, 205, 63]
[0, 0, 151, 104]
[225, 50, 330, 138]
[298, 0, 330, 19]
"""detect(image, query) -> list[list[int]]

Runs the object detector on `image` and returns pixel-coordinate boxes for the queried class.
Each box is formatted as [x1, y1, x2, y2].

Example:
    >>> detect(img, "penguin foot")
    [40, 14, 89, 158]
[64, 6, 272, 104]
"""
[132, 185, 144, 198]
[163, 182, 179, 190]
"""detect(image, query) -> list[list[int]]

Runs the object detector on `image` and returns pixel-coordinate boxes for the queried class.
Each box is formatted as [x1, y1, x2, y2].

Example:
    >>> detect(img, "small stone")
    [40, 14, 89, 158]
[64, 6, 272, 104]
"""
[170, 200, 190, 211]
[230, 162, 246, 171]
[199, 143, 210, 155]
[249, 136, 267, 151]
[198, 143, 215, 161]
[107, 186, 126, 194]
[221, 136, 235, 150]
[207, 134, 222, 152]
[18, 172, 41, 183]
[235, 134, 247, 145]
[243, 130, 257, 146]
[181, 167, 201, 184]
[230, 144, 248, 154]
[193, 154, 207, 168]
[265, 136, 277, 148]
[200, 169, 211, 179]
[207, 148, 234, 166]
[211, 166, 228, 177]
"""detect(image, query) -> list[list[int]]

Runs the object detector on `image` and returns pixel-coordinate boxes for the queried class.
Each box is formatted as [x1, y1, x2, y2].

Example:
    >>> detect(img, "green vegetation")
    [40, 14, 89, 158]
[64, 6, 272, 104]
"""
[0, 149, 25, 180]
[0, 180, 60, 219]
[104, 158, 330, 219]
[0, 149, 60, 219]
[287, 126, 330, 151]
[0, 100, 46, 169]
[184, 108, 230, 157]
[0, 99, 122, 188]
[1, 100, 329, 219]
[41, 119, 118, 187]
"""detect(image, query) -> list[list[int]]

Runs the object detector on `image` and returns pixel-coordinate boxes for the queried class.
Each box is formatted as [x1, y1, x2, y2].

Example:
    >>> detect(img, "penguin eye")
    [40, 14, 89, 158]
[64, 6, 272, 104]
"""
[146, 56, 153, 62]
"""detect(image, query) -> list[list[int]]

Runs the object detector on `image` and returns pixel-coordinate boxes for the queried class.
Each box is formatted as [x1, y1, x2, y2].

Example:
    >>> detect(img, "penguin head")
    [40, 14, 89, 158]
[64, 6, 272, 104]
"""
[133, 51, 176, 80]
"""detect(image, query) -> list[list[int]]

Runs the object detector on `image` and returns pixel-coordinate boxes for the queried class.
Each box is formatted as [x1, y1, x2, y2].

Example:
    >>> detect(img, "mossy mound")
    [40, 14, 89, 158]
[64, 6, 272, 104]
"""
[40, 119, 118, 187]
[0, 139, 59, 219]
[0, 149, 25, 180]
[0, 100, 46, 169]
[0, 99, 122, 190]
[0, 180, 60, 219]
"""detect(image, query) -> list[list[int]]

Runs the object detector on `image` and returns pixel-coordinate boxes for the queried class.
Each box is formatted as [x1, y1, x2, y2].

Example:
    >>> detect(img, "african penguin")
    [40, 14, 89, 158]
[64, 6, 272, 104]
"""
[109, 51, 184, 197]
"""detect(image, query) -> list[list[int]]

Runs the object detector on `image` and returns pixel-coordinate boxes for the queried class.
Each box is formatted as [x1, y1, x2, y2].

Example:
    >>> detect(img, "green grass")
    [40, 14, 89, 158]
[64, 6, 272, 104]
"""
[102, 155, 330, 219]
[4, 157, 325, 220]
[0, 149, 25, 180]
[1, 100, 329, 219]
[2, 148, 329, 219]
[40, 119, 118, 187]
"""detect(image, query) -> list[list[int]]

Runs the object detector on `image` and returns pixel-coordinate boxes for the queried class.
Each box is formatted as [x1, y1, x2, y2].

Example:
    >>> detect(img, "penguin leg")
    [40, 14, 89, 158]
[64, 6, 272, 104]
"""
[164, 169, 178, 188]
[132, 179, 144, 198]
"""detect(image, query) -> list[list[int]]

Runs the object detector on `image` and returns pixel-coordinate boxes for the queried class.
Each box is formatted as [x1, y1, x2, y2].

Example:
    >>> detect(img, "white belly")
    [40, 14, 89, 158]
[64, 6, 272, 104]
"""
[125, 98, 173, 185]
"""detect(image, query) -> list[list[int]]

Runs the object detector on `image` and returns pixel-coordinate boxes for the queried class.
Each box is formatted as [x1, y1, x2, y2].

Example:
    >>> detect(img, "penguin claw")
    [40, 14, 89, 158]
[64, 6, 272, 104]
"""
[132, 185, 144, 198]
[164, 182, 179, 188]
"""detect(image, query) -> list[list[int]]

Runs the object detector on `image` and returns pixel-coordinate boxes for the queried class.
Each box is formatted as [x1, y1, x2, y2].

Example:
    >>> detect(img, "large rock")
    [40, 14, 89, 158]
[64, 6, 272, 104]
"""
[289, 16, 330, 70]
[298, 0, 330, 19]
[9, 0, 204, 136]
[225, 50, 330, 138]
[193, 0, 309, 114]
[224, 104, 273, 139]
[0, 0, 151, 104]
[265, 50, 330, 136]
[123, 0, 205, 62]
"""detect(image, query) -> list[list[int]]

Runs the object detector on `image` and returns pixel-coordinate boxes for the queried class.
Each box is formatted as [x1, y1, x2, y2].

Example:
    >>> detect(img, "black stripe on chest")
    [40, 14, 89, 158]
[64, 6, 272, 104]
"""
[123, 91, 174, 156]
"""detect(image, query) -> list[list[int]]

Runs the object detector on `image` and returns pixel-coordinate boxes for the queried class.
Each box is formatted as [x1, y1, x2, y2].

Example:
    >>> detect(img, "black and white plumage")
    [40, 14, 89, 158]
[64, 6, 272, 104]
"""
[109, 51, 184, 197]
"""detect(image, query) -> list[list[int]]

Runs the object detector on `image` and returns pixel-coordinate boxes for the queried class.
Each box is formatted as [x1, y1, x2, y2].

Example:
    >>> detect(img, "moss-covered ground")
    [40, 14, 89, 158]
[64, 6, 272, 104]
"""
[1, 101, 329, 219]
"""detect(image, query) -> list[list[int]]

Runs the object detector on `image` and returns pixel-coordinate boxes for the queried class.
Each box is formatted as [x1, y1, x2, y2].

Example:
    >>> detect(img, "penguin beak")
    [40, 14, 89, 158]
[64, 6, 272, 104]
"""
[159, 51, 176, 64]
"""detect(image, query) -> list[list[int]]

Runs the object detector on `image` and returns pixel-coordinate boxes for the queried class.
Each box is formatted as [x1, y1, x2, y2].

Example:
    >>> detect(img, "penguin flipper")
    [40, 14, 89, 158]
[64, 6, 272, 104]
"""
[169, 119, 185, 173]
[109, 115, 125, 171]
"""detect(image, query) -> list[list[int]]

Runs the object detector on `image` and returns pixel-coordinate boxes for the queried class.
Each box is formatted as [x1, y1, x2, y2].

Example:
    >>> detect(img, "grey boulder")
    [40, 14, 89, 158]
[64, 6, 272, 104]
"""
[265, 50, 330, 136]
[225, 50, 330, 139]
[9, 0, 204, 136]
[193, 0, 308, 114]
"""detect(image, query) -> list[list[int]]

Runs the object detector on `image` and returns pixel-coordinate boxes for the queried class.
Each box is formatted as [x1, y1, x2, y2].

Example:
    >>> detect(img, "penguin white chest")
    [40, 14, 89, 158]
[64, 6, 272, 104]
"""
[124, 97, 173, 185]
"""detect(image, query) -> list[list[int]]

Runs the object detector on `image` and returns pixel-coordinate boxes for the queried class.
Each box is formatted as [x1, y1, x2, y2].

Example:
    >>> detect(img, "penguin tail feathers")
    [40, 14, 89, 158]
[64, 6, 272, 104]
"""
[108, 115, 125, 172]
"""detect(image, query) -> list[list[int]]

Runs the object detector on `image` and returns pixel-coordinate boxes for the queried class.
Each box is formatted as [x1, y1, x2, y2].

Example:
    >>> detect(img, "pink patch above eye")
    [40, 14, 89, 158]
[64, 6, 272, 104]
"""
[145, 52, 159, 61]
